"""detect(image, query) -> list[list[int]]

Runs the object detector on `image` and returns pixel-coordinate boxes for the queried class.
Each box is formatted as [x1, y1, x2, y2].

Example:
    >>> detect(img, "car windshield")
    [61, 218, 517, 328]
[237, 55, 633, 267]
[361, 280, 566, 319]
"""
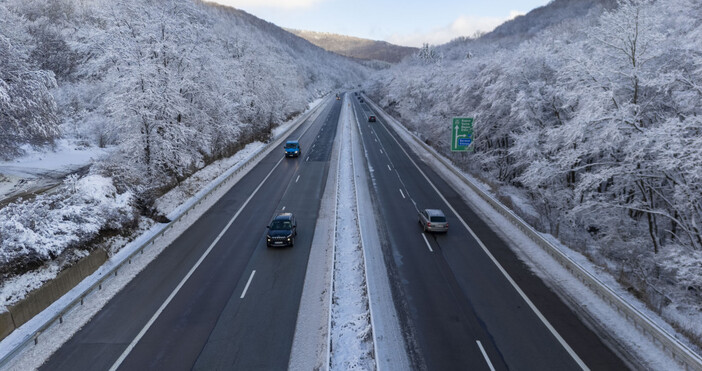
[285, 143, 298, 149]
[270, 220, 292, 230]
[430, 216, 446, 223]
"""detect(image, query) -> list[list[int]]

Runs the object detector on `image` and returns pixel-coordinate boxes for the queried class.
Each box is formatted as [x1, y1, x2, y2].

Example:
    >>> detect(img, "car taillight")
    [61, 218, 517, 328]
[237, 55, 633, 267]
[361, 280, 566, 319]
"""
[426, 222, 431, 226]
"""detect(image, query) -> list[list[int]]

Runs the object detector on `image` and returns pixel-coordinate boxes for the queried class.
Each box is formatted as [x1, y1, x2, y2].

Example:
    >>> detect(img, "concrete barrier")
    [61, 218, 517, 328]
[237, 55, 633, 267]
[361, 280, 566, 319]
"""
[1, 249, 107, 341]
[0, 311, 14, 341]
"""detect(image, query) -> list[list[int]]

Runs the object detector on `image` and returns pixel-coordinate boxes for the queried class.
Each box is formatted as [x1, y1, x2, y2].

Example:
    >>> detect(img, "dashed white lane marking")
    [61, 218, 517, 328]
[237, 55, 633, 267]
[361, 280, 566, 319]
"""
[109, 155, 286, 371]
[387, 164, 391, 171]
[399, 189, 405, 199]
[240, 270, 256, 299]
[296, 175, 300, 183]
[282, 206, 286, 211]
[421, 233, 433, 252]
[477, 341, 495, 371]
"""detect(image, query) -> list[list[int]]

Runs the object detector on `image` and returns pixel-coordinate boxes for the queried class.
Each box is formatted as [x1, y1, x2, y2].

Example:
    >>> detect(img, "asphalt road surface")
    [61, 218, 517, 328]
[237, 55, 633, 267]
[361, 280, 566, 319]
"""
[40, 97, 342, 371]
[350, 94, 628, 371]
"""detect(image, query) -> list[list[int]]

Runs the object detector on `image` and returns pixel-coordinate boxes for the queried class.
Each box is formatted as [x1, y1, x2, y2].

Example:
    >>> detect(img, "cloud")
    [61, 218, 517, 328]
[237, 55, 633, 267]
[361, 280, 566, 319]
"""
[387, 10, 524, 47]
[209, 0, 325, 9]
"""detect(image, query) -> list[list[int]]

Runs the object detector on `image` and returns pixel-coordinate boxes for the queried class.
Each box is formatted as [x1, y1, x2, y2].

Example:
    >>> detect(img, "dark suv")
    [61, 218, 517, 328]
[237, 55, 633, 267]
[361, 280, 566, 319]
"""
[266, 213, 297, 247]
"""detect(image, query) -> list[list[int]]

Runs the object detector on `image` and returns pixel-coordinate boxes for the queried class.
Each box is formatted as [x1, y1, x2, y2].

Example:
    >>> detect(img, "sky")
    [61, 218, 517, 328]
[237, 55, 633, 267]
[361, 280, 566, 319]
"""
[209, 0, 551, 47]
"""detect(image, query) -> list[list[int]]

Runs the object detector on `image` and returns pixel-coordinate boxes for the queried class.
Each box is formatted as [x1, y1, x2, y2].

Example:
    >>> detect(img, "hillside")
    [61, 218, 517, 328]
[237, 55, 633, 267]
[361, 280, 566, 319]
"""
[0, 0, 366, 286]
[367, 0, 702, 348]
[482, 0, 617, 45]
[287, 29, 417, 63]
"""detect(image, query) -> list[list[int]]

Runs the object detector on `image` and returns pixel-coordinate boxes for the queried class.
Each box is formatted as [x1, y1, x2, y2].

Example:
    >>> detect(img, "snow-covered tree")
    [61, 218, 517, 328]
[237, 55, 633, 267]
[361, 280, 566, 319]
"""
[0, 3, 60, 160]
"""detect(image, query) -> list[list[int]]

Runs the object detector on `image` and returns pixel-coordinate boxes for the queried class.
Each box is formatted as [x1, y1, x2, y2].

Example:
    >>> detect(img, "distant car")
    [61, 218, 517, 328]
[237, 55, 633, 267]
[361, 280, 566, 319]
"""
[266, 213, 297, 247]
[368, 115, 377, 122]
[284, 140, 301, 157]
[359, 99, 364, 103]
[418, 209, 448, 233]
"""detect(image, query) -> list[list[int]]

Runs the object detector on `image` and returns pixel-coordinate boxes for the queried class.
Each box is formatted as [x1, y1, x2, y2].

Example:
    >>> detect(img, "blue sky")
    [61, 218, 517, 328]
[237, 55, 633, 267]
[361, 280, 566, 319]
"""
[210, 0, 551, 47]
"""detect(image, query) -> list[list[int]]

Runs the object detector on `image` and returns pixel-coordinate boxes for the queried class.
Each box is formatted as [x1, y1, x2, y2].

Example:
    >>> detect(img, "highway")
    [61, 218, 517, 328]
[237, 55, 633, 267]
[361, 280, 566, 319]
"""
[40, 97, 342, 370]
[349, 94, 628, 370]
[38, 92, 628, 370]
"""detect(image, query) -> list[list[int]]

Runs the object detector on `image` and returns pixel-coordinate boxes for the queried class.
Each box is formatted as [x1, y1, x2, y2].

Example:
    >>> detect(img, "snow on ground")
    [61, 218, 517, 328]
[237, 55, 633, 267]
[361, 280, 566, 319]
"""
[378, 102, 692, 370]
[330, 97, 375, 370]
[0, 139, 110, 203]
[0, 99, 324, 370]
[154, 141, 263, 216]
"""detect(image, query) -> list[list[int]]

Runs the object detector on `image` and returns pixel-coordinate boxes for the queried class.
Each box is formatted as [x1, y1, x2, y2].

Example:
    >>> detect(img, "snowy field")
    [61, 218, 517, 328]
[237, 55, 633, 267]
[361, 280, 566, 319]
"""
[0, 140, 110, 205]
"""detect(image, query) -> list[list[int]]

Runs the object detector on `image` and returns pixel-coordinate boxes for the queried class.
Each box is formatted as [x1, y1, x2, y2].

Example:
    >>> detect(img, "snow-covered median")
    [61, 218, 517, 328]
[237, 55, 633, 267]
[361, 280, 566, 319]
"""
[329, 97, 375, 370]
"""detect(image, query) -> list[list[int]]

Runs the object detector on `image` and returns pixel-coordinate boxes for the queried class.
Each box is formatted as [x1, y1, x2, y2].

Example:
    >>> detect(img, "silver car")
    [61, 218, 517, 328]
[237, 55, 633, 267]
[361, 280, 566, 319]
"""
[418, 209, 448, 233]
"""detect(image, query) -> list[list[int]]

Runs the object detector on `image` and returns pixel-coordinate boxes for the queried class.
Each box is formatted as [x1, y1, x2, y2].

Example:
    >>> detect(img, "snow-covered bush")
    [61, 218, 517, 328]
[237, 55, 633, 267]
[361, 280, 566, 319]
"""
[0, 175, 135, 278]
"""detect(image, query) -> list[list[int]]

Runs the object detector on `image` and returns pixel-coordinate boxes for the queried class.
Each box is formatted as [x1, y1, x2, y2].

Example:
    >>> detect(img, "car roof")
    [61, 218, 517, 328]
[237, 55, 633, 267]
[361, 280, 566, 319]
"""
[273, 212, 294, 221]
[424, 209, 445, 217]
[285, 140, 299, 145]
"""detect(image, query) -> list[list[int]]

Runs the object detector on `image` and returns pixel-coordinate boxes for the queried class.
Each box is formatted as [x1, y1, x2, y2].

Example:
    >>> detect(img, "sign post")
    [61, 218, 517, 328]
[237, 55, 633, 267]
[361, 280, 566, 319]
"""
[451, 117, 473, 152]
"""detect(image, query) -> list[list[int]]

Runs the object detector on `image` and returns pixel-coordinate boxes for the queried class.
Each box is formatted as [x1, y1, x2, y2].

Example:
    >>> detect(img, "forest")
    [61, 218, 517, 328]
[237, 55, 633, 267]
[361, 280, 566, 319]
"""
[0, 0, 366, 282]
[368, 0, 702, 344]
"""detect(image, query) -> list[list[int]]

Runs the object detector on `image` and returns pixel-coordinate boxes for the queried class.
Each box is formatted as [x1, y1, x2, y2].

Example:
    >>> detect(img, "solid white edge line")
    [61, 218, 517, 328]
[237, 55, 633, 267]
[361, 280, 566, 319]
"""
[421, 233, 433, 252]
[476, 340, 496, 371]
[108, 155, 286, 371]
[240, 270, 256, 299]
[399, 189, 405, 199]
[376, 115, 589, 371]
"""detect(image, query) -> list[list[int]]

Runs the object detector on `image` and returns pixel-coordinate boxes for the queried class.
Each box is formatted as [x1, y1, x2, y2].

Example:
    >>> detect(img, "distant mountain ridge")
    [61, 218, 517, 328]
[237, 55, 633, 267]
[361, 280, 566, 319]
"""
[286, 29, 418, 63]
[482, 0, 617, 44]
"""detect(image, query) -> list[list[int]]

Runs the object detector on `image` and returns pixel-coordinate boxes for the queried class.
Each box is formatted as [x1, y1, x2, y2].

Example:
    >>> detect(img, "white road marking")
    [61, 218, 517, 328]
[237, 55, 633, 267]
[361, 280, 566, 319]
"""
[109, 155, 287, 371]
[377, 121, 588, 370]
[477, 341, 495, 371]
[387, 164, 391, 171]
[421, 233, 433, 252]
[399, 189, 405, 199]
[306, 156, 310, 162]
[282, 206, 286, 211]
[380, 149, 383, 154]
[240, 270, 256, 299]
[296, 175, 300, 183]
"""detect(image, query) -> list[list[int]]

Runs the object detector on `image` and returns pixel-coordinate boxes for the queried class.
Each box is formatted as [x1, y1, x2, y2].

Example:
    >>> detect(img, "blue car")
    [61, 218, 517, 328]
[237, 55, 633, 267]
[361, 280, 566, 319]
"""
[284, 140, 301, 157]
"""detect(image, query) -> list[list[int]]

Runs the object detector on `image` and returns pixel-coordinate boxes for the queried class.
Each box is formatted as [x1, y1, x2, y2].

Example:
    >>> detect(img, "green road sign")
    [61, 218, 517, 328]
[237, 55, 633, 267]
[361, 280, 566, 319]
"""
[451, 117, 473, 152]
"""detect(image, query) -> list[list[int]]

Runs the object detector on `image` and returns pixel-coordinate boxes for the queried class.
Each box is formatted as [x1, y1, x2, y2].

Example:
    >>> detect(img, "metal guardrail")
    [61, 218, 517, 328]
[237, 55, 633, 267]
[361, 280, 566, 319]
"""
[0, 96, 330, 368]
[363, 94, 702, 371]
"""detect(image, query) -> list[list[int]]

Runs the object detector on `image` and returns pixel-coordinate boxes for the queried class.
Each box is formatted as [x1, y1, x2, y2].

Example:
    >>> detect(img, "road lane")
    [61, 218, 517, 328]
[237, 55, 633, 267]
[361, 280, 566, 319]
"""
[352, 95, 627, 370]
[40, 97, 342, 371]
